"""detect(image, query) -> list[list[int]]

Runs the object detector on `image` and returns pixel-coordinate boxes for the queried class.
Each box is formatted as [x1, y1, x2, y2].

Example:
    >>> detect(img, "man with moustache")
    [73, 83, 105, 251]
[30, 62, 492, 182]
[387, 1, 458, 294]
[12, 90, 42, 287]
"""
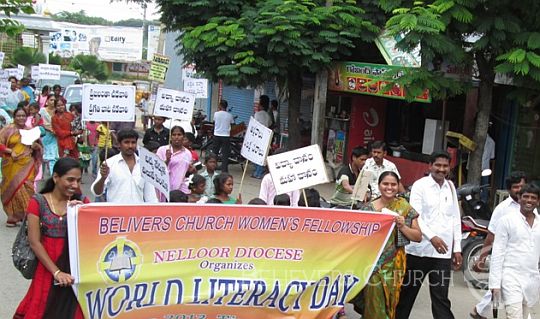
[470, 171, 529, 319]
[489, 184, 540, 319]
[91, 129, 158, 203]
[396, 151, 461, 319]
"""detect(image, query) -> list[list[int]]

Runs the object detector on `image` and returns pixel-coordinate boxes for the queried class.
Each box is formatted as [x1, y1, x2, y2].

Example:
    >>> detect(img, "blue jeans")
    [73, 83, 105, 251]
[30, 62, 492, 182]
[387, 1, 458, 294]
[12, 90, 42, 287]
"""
[254, 164, 265, 178]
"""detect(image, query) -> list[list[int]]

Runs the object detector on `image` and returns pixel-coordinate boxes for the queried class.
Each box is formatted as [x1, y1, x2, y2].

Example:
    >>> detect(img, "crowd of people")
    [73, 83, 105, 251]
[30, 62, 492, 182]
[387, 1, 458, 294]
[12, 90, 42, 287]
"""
[1, 82, 539, 319]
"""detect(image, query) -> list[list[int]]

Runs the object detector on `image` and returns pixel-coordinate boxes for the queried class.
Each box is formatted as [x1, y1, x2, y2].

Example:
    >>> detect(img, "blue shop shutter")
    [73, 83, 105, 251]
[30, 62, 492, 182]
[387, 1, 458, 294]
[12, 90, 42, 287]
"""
[222, 86, 255, 125]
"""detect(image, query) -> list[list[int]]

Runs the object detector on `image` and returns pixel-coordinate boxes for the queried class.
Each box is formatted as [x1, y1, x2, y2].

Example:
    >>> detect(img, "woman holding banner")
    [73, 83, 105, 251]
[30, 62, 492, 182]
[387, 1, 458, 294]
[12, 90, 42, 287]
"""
[352, 171, 421, 319]
[14, 158, 88, 319]
[156, 126, 192, 201]
[0, 107, 42, 227]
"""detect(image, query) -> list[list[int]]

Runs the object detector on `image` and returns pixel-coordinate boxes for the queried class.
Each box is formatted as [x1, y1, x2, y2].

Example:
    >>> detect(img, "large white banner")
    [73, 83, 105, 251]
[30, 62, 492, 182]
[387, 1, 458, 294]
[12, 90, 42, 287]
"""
[81, 84, 135, 122]
[49, 22, 143, 62]
[184, 78, 208, 99]
[267, 144, 329, 195]
[139, 147, 170, 201]
[38, 64, 61, 80]
[241, 117, 273, 166]
[153, 87, 195, 121]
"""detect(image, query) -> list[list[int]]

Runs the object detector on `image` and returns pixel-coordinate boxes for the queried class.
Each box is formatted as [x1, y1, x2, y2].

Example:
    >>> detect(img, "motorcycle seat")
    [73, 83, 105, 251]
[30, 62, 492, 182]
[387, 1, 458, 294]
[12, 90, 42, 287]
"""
[462, 215, 489, 229]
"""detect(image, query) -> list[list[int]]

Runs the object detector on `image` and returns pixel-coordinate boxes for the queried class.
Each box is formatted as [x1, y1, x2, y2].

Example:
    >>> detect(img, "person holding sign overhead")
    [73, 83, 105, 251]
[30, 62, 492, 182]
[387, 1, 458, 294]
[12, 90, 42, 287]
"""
[91, 129, 158, 203]
[212, 100, 234, 173]
[156, 126, 192, 202]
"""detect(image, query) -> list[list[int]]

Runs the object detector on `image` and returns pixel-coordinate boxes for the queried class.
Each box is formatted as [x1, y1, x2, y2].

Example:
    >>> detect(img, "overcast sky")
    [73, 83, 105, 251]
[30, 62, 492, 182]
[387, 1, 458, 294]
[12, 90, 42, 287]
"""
[41, 0, 160, 22]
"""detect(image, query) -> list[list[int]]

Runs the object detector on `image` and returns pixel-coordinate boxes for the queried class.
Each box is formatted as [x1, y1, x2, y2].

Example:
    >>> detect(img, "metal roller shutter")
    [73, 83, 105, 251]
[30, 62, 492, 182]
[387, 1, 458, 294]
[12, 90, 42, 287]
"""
[222, 85, 255, 125]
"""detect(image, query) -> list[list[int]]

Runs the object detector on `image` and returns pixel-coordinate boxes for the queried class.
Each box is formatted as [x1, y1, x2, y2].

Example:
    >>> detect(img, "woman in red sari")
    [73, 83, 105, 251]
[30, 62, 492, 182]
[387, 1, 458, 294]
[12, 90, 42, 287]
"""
[0, 107, 42, 226]
[14, 157, 88, 319]
[51, 99, 79, 159]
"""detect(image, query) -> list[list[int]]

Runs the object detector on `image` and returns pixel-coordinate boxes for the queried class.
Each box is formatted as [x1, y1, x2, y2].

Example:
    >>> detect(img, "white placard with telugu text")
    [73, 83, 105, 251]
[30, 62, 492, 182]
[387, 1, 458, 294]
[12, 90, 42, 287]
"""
[81, 84, 135, 122]
[38, 64, 61, 80]
[139, 147, 170, 201]
[17, 65, 25, 80]
[183, 78, 208, 99]
[241, 116, 273, 166]
[153, 87, 195, 121]
[267, 144, 329, 195]
[0, 81, 10, 101]
[0, 52, 4, 67]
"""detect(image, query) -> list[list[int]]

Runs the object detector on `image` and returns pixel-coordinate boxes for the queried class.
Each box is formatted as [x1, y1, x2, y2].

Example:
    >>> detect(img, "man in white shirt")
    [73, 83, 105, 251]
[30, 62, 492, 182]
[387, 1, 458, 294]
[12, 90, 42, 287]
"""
[471, 171, 527, 319]
[91, 129, 158, 203]
[2, 76, 24, 115]
[489, 184, 540, 319]
[396, 151, 461, 319]
[212, 100, 234, 172]
[252, 95, 272, 179]
[364, 140, 405, 198]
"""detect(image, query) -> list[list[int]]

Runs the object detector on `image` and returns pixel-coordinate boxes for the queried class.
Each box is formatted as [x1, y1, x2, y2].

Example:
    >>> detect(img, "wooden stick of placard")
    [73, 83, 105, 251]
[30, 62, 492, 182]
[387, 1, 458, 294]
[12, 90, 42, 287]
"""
[238, 160, 249, 196]
[302, 189, 308, 207]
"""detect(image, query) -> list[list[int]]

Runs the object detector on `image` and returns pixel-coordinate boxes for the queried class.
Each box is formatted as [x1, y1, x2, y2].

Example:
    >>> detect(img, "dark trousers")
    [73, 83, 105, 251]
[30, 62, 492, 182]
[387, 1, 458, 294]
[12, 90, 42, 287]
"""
[396, 254, 455, 319]
[212, 135, 230, 172]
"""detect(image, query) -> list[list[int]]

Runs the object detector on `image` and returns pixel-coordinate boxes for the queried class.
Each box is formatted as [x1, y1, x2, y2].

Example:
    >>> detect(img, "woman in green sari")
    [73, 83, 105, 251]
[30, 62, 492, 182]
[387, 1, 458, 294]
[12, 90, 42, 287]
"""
[354, 171, 422, 319]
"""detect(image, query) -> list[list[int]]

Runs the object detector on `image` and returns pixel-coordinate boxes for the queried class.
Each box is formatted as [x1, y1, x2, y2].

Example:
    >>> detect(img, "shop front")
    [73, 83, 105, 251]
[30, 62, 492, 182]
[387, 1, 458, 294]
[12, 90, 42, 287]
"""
[324, 61, 463, 188]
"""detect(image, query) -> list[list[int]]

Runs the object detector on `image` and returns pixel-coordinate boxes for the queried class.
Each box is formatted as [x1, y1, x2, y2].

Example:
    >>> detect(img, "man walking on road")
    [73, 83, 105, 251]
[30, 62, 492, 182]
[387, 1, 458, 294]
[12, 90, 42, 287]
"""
[91, 129, 158, 203]
[470, 171, 528, 319]
[489, 184, 540, 319]
[251, 95, 272, 179]
[212, 100, 234, 173]
[396, 151, 461, 319]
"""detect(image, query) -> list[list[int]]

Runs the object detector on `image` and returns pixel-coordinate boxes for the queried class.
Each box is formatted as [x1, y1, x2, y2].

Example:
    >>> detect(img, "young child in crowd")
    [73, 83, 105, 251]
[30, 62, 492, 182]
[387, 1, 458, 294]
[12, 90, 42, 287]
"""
[212, 172, 241, 204]
[96, 121, 112, 157]
[201, 153, 219, 197]
[248, 198, 267, 205]
[85, 120, 99, 177]
[187, 174, 208, 203]
[273, 194, 291, 206]
[144, 141, 160, 153]
[169, 190, 188, 203]
[28, 103, 43, 128]
[183, 132, 199, 162]
[69, 103, 83, 144]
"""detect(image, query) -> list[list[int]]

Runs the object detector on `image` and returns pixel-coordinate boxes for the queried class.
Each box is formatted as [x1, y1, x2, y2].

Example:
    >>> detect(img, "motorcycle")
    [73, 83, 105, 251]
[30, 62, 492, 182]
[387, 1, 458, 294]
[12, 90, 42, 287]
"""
[460, 169, 492, 290]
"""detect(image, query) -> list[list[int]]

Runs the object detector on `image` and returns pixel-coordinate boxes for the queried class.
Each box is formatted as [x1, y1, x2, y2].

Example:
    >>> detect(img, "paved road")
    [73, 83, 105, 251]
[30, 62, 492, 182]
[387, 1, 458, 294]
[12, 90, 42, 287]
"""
[1, 163, 538, 318]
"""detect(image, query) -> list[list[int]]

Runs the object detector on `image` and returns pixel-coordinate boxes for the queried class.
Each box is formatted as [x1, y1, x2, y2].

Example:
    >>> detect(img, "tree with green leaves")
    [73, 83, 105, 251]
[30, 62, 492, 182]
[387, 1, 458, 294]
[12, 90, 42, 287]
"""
[380, 0, 540, 184]
[123, 0, 379, 148]
[52, 10, 111, 26]
[10, 47, 45, 68]
[69, 54, 109, 81]
[0, 0, 34, 36]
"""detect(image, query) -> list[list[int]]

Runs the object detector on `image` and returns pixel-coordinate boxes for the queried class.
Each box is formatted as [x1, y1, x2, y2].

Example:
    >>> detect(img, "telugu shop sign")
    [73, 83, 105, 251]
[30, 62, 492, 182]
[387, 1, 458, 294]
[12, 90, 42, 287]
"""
[328, 61, 431, 103]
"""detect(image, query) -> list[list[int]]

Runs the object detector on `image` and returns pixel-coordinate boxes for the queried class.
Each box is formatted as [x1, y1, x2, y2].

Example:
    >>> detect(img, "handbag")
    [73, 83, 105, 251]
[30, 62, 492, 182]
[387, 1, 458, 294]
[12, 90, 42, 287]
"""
[12, 217, 38, 279]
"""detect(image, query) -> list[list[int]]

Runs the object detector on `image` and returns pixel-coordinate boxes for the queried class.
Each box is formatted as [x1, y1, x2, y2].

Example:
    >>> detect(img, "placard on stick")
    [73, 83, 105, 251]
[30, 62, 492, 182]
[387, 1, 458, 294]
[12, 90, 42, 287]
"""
[81, 84, 136, 122]
[267, 144, 329, 195]
[241, 117, 273, 166]
[153, 87, 195, 121]
[139, 147, 170, 201]
[38, 64, 61, 80]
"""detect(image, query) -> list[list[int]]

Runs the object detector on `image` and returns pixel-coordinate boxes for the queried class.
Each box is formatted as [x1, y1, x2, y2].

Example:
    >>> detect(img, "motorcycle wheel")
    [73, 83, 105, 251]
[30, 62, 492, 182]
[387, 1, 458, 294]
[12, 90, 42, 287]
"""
[462, 237, 489, 290]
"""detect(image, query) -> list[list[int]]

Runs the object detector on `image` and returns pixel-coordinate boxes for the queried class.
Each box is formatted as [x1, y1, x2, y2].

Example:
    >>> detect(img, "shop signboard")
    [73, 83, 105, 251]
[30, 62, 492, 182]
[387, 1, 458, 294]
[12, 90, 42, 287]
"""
[148, 54, 170, 82]
[328, 61, 431, 103]
[375, 31, 421, 68]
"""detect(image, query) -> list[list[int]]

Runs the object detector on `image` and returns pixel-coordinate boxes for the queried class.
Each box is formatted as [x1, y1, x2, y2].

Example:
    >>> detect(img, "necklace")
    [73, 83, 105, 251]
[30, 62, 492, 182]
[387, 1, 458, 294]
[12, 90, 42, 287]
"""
[47, 194, 67, 221]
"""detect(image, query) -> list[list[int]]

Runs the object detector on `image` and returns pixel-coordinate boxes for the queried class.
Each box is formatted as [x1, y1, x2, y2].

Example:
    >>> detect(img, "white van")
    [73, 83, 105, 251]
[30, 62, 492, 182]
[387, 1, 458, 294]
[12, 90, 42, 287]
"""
[36, 71, 81, 93]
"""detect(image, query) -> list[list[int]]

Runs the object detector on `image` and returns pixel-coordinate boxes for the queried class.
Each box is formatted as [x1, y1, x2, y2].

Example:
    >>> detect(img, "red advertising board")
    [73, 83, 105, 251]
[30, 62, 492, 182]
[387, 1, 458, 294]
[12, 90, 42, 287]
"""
[347, 95, 386, 158]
